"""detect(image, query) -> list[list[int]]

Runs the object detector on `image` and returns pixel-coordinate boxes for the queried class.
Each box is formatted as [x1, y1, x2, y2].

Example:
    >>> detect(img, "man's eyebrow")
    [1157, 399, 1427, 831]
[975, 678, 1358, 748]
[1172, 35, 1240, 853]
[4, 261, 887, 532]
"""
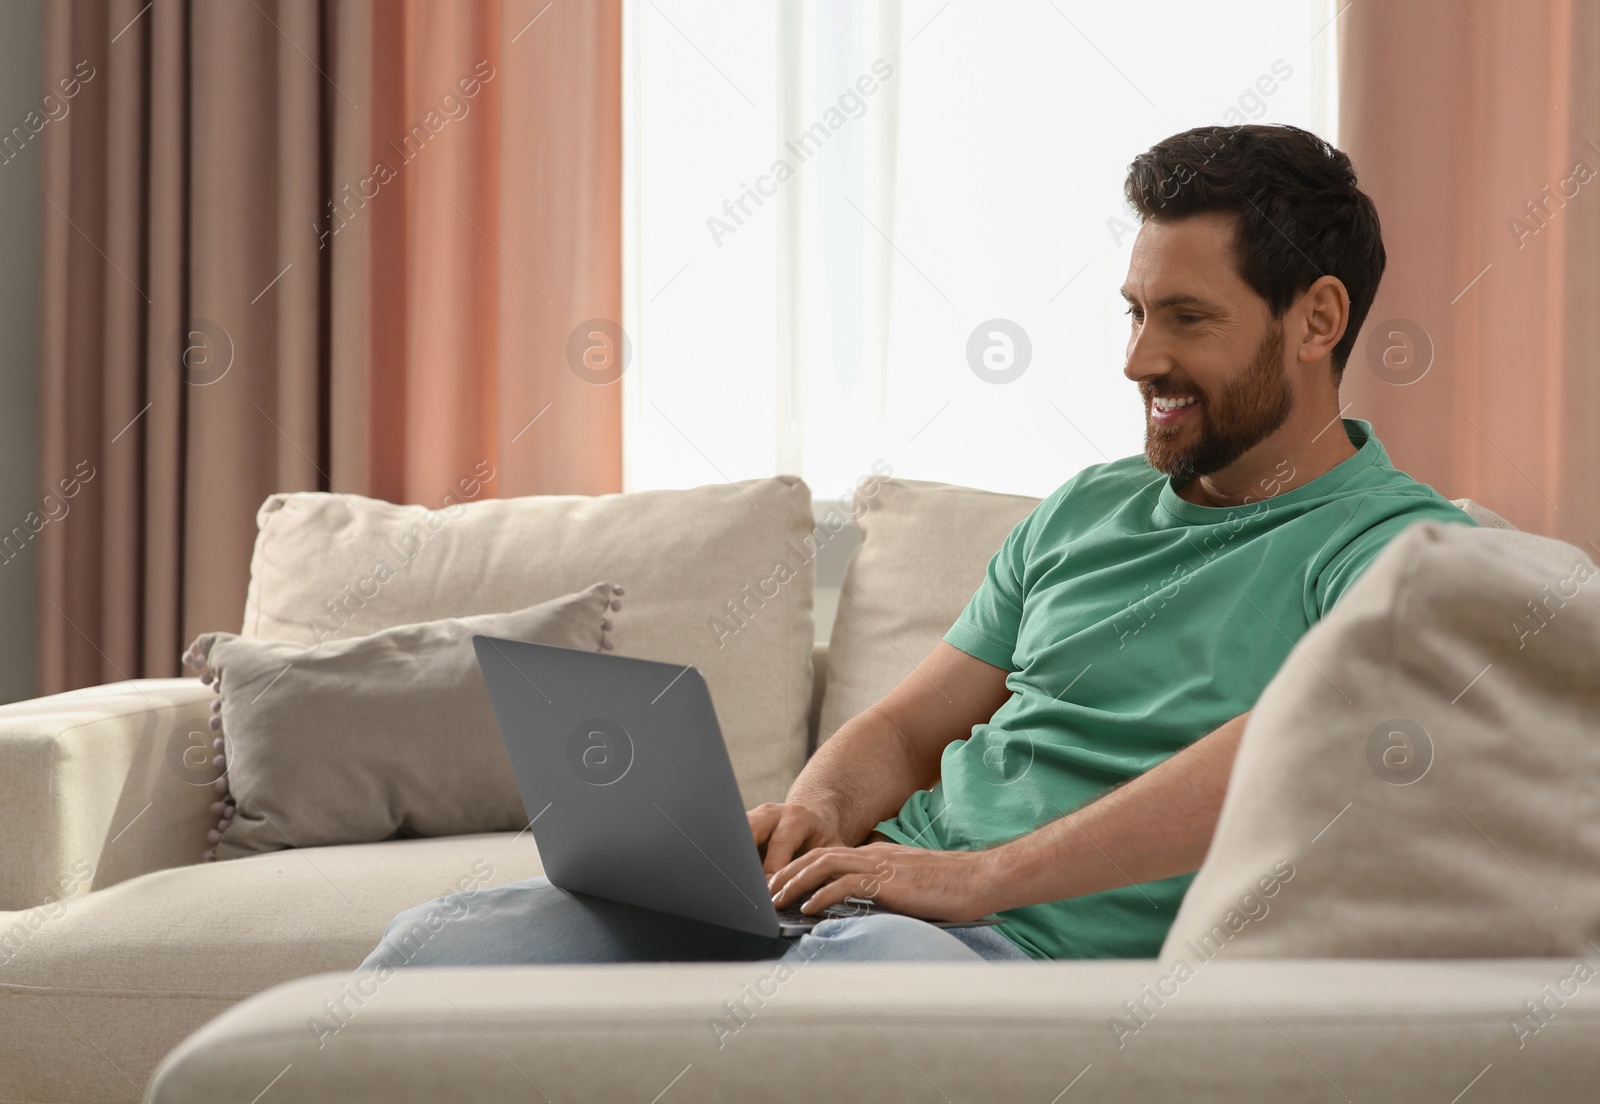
[1118, 289, 1218, 310]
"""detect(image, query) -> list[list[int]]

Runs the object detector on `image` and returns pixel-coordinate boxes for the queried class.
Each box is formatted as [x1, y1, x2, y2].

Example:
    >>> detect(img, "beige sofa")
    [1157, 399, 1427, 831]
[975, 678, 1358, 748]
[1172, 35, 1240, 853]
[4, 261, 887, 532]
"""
[2, 477, 1595, 1103]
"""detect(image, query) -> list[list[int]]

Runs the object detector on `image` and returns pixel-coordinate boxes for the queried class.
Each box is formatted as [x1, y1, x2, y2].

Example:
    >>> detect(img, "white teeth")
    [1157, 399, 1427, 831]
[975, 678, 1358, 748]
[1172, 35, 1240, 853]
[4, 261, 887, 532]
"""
[1153, 396, 1197, 411]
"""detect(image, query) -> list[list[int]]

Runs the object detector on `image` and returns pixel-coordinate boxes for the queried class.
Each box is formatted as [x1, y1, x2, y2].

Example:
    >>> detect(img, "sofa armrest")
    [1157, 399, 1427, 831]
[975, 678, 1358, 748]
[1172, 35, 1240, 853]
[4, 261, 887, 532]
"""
[149, 960, 1600, 1102]
[0, 678, 217, 910]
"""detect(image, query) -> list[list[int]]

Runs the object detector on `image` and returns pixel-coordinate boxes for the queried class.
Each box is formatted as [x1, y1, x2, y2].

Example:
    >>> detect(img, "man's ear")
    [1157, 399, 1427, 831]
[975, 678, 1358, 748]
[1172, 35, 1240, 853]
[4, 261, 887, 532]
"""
[1296, 275, 1349, 368]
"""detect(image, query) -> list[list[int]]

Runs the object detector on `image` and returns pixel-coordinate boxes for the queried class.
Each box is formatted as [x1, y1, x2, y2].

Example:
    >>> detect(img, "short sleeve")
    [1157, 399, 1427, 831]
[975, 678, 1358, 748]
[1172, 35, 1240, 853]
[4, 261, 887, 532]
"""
[1315, 502, 1478, 618]
[942, 508, 1036, 671]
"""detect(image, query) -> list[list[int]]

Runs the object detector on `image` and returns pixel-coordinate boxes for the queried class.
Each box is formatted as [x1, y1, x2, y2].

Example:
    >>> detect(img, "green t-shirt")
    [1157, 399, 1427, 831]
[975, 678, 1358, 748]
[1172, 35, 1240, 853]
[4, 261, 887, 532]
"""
[872, 419, 1477, 960]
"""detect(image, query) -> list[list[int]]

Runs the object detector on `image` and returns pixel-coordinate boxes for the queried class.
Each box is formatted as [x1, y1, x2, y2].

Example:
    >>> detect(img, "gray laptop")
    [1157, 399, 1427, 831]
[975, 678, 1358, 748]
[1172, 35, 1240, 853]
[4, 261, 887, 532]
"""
[471, 635, 1004, 938]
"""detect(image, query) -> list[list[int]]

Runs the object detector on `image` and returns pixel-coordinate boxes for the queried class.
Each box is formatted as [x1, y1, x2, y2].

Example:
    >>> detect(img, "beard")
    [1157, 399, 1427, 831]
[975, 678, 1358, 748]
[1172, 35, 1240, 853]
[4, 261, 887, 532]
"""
[1141, 318, 1294, 483]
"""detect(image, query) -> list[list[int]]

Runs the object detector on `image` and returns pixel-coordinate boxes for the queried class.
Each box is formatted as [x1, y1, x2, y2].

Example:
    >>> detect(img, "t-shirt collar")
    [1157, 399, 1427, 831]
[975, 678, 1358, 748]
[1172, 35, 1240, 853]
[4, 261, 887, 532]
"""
[1156, 418, 1388, 523]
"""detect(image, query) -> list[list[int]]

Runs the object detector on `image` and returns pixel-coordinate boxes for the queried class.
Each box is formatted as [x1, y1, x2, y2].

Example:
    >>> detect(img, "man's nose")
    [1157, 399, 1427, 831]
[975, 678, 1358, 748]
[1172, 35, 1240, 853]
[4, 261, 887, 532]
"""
[1123, 328, 1170, 385]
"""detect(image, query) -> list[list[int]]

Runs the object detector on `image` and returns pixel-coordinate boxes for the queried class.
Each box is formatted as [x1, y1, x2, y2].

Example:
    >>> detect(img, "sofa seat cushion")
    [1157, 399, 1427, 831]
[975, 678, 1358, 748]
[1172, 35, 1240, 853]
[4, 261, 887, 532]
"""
[150, 959, 1600, 1103]
[0, 834, 540, 1104]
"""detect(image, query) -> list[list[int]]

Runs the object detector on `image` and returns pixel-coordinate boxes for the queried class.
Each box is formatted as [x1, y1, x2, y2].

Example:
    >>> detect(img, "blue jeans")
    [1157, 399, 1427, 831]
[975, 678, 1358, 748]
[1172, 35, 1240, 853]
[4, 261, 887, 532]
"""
[359, 875, 1031, 970]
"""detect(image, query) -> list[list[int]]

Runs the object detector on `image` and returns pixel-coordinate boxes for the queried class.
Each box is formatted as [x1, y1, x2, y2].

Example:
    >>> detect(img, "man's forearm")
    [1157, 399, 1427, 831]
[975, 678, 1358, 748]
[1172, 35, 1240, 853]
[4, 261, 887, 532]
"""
[786, 705, 935, 845]
[979, 711, 1250, 914]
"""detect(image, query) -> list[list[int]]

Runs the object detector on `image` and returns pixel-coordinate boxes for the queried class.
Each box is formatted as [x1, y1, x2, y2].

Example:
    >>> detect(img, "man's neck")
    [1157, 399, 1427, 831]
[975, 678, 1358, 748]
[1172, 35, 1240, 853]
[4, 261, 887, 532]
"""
[1174, 410, 1360, 509]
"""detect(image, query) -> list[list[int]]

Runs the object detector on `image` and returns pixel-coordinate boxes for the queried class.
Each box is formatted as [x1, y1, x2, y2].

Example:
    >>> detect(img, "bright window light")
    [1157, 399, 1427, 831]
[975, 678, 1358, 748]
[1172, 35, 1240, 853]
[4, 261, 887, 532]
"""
[624, 0, 1341, 498]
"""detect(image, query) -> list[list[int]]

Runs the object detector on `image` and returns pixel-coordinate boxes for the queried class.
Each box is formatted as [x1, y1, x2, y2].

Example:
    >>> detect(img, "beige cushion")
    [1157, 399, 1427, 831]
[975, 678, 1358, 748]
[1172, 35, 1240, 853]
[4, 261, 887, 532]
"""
[1164, 521, 1600, 960]
[1453, 497, 1516, 530]
[188, 584, 618, 860]
[150, 959, 1600, 1102]
[0, 833, 542, 1104]
[817, 480, 1506, 750]
[239, 479, 816, 806]
[817, 479, 1039, 746]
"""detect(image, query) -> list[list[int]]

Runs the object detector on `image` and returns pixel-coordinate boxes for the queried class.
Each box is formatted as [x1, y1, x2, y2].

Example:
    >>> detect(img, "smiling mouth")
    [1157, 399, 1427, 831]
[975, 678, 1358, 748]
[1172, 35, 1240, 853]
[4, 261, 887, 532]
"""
[1151, 395, 1198, 413]
[1149, 394, 1200, 427]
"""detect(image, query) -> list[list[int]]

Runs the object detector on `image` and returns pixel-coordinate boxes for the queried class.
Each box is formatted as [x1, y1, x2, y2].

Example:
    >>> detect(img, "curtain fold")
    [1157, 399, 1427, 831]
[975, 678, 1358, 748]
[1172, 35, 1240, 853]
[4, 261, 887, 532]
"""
[1338, 0, 1600, 550]
[37, 0, 622, 695]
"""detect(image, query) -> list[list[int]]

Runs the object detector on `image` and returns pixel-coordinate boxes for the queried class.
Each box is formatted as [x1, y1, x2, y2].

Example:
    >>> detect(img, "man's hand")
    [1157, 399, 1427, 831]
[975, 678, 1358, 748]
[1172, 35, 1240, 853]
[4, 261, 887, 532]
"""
[760, 709, 1251, 928]
[748, 802, 846, 878]
[767, 841, 999, 924]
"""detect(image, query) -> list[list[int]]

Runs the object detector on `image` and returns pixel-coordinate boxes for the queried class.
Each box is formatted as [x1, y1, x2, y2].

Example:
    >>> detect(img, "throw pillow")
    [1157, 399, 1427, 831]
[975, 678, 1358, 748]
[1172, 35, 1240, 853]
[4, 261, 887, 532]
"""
[816, 479, 1040, 750]
[236, 478, 816, 807]
[183, 582, 622, 861]
[1162, 522, 1600, 960]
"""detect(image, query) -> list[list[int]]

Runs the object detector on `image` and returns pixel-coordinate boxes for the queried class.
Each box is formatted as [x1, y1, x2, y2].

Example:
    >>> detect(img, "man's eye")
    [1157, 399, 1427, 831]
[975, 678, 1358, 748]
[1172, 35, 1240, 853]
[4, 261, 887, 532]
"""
[1124, 306, 1142, 322]
[1177, 314, 1202, 324]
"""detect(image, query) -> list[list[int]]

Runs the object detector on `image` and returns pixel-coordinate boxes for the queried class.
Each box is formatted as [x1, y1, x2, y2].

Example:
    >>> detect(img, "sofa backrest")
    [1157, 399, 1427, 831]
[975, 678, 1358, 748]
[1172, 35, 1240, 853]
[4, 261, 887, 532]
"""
[239, 478, 1516, 805]
[240, 478, 818, 808]
[811, 483, 1516, 749]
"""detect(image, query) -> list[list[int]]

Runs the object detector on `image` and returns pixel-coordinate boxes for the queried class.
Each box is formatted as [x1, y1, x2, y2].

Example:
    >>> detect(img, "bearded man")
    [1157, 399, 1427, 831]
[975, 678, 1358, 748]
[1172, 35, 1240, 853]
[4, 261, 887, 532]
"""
[363, 123, 1475, 970]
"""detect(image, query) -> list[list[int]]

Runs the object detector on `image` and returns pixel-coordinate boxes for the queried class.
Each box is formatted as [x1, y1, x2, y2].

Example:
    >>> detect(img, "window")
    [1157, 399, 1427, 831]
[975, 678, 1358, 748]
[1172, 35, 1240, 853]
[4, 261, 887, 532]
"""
[624, 0, 1341, 498]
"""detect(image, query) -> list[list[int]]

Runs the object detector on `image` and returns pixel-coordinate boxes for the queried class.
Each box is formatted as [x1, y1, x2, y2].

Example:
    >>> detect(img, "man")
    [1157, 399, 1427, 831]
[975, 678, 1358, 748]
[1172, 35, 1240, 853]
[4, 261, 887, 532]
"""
[361, 123, 1475, 971]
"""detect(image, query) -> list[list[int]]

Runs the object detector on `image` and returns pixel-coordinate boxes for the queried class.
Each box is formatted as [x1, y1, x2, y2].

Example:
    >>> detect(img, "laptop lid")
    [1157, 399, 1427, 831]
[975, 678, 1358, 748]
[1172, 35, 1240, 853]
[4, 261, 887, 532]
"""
[471, 635, 784, 938]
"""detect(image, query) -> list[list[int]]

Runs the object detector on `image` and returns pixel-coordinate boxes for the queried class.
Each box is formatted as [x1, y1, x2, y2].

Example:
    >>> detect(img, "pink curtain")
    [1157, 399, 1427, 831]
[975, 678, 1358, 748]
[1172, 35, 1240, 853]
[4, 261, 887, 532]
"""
[1338, 0, 1600, 551]
[345, 0, 623, 505]
[36, 0, 622, 695]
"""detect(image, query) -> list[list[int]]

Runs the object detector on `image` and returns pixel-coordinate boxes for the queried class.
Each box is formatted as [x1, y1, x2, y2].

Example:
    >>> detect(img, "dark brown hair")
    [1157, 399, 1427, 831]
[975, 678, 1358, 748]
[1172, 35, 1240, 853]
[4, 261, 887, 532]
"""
[1124, 124, 1385, 382]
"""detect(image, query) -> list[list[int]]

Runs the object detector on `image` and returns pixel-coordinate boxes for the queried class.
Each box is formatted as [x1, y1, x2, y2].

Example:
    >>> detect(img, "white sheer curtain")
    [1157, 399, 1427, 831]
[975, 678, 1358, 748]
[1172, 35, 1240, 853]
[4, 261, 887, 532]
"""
[782, 0, 903, 494]
[624, 0, 1339, 497]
